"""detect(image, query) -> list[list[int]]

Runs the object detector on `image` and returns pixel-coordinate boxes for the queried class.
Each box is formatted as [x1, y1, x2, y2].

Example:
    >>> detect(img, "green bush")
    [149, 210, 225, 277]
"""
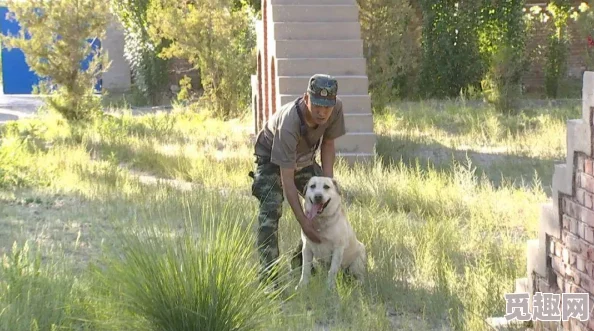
[93, 197, 281, 331]
[110, 0, 170, 106]
[357, 0, 421, 112]
[574, 2, 594, 71]
[146, 0, 257, 119]
[2, 0, 111, 125]
[418, 0, 485, 99]
[481, 45, 525, 114]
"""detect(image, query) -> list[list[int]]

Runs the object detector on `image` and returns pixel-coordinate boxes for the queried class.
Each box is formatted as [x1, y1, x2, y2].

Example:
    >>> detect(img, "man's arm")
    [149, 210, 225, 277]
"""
[280, 168, 322, 243]
[320, 100, 346, 178]
[280, 167, 307, 223]
[320, 138, 336, 178]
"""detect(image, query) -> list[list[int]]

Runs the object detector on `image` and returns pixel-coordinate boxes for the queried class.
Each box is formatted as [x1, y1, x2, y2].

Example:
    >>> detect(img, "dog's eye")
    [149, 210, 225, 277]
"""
[323, 184, 330, 190]
[310, 184, 316, 189]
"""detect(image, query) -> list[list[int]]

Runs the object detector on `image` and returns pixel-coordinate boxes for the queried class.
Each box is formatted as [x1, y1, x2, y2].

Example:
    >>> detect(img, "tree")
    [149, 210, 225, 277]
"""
[2, 0, 111, 125]
[357, 0, 421, 111]
[110, 0, 169, 106]
[146, 0, 256, 119]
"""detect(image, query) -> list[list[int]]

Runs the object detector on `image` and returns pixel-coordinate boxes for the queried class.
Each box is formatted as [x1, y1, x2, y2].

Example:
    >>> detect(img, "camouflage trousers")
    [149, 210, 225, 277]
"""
[250, 157, 323, 284]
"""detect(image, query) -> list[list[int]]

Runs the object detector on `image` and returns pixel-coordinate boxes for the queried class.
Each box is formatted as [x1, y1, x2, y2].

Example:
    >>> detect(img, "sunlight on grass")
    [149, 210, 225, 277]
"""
[375, 101, 579, 192]
[0, 101, 569, 330]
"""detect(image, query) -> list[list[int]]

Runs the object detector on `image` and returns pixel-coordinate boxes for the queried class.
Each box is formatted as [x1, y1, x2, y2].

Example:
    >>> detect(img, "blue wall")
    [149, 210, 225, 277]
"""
[0, 6, 102, 94]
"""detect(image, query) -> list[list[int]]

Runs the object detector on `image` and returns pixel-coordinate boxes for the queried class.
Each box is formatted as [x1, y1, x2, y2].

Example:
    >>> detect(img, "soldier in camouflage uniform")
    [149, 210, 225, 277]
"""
[250, 74, 347, 285]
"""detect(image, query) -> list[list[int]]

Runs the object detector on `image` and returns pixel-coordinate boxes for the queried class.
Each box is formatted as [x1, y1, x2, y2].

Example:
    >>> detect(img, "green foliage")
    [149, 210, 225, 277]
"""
[146, 0, 257, 119]
[572, 2, 594, 70]
[544, 0, 573, 98]
[110, 0, 170, 106]
[524, 1, 577, 98]
[0, 241, 90, 331]
[418, 0, 530, 102]
[1, 0, 110, 125]
[481, 45, 525, 114]
[0, 101, 577, 330]
[478, 0, 528, 113]
[418, 0, 485, 99]
[176, 75, 194, 104]
[476, 0, 526, 63]
[357, 0, 421, 113]
[94, 200, 281, 331]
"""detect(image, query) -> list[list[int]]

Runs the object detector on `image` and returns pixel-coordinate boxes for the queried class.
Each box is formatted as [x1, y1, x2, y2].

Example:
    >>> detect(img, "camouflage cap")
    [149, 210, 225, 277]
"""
[307, 74, 338, 107]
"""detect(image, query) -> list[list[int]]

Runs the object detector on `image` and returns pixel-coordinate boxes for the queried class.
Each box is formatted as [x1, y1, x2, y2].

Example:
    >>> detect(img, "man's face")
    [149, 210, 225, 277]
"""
[306, 94, 334, 125]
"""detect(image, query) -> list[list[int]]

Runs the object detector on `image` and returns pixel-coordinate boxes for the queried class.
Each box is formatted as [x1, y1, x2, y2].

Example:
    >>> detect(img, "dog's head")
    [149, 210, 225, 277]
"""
[304, 176, 341, 220]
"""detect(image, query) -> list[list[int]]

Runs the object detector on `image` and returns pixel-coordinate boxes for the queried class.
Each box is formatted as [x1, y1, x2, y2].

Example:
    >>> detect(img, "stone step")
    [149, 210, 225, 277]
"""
[277, 75, 368, 95]
[335, 132, 376, 154]
[272, 5, 359, 23]
[275, 40, 363, 58]
[276, 58, 367, 76]
[271, 0, 356, 4]
[279, 94, 371, 114]
[274, 22, 361, 40]
[345, 113, 374, 133]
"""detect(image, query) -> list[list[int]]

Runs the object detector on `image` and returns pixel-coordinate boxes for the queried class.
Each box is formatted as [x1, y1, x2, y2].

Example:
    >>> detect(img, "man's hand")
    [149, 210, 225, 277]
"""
[299, 218, 321, 244]
[280, 167, 322, 243]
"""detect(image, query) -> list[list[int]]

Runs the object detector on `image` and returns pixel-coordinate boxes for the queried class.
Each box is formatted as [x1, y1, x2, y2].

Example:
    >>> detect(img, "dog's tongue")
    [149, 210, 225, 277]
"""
[307, 203, 323, 220]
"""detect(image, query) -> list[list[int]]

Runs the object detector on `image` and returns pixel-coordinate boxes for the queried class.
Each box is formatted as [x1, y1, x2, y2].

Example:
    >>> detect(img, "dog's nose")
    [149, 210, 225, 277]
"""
[314, 194, 323, 203]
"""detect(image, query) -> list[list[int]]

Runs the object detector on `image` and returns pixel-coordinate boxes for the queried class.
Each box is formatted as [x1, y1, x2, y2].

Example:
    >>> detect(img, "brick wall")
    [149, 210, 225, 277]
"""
[523, 71, 594, 331]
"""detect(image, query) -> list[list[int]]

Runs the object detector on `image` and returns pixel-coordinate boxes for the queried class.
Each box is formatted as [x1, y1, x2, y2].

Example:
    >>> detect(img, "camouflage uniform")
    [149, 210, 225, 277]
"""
[249, 74, 346, 284]
[250, 160, 323, 282]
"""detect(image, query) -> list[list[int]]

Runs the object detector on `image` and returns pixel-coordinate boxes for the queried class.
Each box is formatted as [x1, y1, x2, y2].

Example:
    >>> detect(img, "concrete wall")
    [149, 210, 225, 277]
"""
[101, 16, 131, 94]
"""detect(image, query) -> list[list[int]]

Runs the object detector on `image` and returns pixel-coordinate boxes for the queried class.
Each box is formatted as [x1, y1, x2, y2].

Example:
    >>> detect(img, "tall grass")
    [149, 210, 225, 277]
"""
[0, 101, 570, 330]
[91, 193, 282, 331]
[0, 241, 92, 331]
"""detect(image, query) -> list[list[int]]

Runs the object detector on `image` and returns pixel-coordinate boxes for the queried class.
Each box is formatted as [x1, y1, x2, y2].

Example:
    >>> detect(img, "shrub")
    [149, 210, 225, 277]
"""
[573, 2, 594, 71]
[93, 197, 281, 331]
[2, 0, 111, 125]
[110, 0, 170, 106]
[357, 0, 421, 111]
[544, 1, 573, 98]
[477, 0, 528, 113]
[146, 0, 257, 119]
[524, 1, 577, 98]
[418, 0, 485, 99]
[481, 45, 525, 114]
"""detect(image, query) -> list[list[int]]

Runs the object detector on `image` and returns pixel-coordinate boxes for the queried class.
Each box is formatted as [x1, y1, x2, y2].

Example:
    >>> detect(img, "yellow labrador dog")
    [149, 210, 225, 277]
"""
[296, 176, 367, 290]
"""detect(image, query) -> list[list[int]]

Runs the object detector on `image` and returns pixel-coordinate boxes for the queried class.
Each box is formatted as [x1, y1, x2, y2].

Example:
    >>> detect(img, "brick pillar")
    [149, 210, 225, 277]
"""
[520, 71, 594, 330]
[270, 56, 277, 117]
[263, 0, 269, 127]
[257, 51, 263, 131]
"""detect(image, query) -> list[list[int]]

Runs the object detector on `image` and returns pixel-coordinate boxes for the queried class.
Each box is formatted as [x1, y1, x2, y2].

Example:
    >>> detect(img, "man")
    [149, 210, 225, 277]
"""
[249, 74, 346, 285]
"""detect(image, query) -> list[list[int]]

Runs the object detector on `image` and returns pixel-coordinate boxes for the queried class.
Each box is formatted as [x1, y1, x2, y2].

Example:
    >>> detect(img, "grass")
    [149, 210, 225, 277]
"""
[376, 99, 579, 194]
[0, 99, 577, 330]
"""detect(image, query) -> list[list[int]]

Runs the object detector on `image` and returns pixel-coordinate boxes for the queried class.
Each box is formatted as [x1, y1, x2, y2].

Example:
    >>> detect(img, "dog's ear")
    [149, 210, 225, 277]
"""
[332, 178, 341, 196]
[303, 178, 311, 196]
